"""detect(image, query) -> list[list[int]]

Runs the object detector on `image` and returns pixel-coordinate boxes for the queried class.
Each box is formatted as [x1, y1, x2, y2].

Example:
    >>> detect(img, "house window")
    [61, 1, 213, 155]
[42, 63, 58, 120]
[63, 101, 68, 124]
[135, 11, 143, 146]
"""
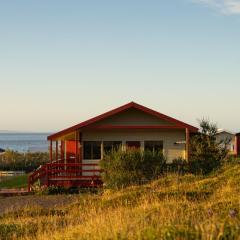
[144, 141, 163, 153]
[83, 141, 101, 160]
[103, 141, 122, 154]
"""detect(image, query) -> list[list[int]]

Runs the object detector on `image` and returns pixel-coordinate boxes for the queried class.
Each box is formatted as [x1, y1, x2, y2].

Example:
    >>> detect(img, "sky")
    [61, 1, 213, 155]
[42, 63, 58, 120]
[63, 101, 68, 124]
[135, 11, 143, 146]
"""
[0, 0, 240, 132]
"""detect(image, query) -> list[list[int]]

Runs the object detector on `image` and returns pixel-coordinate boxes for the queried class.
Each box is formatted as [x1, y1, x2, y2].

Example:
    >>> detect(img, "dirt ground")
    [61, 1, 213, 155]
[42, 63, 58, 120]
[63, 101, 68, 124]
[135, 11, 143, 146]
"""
[0, 194, 79, 215]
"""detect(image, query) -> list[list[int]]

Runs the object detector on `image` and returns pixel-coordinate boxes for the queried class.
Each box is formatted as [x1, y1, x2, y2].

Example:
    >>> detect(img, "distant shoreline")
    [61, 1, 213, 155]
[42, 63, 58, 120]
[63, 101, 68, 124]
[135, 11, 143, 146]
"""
[0, 131, 52, 134]
[0, 132, 49, 153]
[1, 148, 49, 153]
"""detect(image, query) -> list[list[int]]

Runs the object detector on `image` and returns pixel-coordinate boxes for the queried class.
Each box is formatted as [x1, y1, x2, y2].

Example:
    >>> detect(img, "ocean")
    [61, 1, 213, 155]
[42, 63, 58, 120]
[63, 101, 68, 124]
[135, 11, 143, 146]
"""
[0, 133, 50, 152]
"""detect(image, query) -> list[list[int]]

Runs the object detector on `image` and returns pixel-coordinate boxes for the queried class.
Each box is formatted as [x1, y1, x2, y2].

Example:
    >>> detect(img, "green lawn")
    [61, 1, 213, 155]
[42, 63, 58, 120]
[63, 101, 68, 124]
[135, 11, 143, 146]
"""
[0, 174, 28, 189]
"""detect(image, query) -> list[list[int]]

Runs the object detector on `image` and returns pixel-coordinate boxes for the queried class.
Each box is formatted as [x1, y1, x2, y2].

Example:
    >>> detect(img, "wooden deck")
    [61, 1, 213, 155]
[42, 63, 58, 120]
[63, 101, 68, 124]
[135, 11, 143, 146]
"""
[28, 161, 102, 191]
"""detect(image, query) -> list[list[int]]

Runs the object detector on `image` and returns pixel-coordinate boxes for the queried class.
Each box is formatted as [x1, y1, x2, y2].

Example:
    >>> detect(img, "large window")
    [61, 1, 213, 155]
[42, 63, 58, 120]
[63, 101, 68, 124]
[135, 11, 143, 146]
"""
[103, 141, 122, 154]
[83, 141, 101, 160]
[144, 141, 163, 153]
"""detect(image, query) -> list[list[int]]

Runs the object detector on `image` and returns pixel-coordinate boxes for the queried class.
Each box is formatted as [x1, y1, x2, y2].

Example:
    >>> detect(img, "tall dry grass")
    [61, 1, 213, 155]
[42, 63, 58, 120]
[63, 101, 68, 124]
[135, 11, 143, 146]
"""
[1, 162, 240, 239]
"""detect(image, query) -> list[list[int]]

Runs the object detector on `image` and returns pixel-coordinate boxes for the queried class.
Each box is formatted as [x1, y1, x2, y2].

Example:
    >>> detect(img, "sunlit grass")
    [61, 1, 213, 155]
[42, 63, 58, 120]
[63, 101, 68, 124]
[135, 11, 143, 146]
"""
[0, 162, 240, 239]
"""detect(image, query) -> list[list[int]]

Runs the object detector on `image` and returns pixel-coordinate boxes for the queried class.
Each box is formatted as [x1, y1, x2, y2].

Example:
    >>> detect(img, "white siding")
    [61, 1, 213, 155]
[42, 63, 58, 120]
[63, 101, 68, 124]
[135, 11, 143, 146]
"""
[81, 129, 186, 176]
[215, 132, 236, 154]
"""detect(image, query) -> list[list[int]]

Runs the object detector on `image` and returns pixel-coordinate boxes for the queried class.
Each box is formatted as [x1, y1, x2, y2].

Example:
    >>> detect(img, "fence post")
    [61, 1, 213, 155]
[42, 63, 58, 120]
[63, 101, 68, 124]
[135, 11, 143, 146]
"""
[28, 175, 31, 192]
[46, 165, 49, 187]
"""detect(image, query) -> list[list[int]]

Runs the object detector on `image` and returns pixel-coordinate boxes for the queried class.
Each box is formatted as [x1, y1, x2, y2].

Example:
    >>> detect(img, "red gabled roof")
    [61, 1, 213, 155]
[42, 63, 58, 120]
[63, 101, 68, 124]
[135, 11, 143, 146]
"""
[48, 102, 198, 140]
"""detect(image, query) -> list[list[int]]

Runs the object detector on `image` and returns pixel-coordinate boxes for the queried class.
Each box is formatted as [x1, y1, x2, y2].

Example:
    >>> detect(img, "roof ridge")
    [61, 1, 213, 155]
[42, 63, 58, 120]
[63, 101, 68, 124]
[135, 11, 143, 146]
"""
[48, 102, 198, 140]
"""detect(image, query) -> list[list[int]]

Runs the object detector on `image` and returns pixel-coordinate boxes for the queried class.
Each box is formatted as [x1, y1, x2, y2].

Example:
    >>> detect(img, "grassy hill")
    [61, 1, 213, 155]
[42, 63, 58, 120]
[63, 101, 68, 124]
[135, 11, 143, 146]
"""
[1, 162, 240, 239]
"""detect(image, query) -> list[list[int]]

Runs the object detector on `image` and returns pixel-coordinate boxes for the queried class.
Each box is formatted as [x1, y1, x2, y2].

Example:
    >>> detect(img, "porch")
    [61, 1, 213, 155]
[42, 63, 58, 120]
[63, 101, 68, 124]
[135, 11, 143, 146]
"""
[27, 132, 101, 191]
[28, 160, 102, 191]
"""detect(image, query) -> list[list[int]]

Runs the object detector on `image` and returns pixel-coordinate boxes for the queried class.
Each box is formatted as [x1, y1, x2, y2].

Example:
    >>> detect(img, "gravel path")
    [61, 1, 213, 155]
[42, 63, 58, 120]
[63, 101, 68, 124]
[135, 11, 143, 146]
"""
[0, 195, 79, 215]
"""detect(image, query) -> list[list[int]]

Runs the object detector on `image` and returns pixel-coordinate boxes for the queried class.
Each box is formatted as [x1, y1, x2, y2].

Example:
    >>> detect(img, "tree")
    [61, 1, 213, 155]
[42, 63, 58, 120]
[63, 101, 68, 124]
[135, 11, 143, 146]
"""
[189, 119, 230, 174]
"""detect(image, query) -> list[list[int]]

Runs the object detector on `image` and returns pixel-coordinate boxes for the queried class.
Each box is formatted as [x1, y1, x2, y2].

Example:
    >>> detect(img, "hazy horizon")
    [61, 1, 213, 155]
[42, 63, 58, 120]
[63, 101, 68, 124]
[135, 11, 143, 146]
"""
[1, 1, 240, 132]
[0, 130, 52, 134]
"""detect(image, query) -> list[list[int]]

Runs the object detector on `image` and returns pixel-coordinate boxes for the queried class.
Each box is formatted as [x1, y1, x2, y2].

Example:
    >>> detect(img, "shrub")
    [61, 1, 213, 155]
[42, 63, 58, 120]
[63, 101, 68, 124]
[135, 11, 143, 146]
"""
[189, 119, 230, 175]
[100, 149, 166, 189]
[166, 157, 190, 175]
[37, 186, 101, 195]
[0, 150, 49, 172]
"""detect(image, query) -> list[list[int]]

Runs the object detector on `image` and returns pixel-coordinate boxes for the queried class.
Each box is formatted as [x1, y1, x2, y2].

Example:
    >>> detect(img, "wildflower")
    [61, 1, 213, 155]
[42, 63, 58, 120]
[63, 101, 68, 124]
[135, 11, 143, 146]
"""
[229, 209, 238, 218]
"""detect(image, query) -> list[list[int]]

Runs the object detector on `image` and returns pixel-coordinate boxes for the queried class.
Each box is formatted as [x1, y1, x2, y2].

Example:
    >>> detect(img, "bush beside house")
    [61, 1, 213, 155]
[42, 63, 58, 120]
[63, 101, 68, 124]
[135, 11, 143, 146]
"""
[100, 120, 230, 189]
[100, 150, 166, 189]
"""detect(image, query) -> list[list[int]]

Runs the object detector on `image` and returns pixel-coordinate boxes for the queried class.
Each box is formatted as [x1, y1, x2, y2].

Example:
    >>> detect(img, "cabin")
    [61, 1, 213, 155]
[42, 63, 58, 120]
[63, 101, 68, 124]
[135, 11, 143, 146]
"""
[215, 129, 236, 155]
[28, 102, 198, 191]
[215, 130, 240, 156]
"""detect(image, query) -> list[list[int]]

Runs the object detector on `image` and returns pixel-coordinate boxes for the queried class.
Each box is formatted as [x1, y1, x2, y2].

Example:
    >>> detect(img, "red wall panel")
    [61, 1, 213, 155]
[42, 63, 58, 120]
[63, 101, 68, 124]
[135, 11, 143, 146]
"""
[237, 136, 240, 156]
[66, 141, 76, 154]
[66, 140, 76, 162]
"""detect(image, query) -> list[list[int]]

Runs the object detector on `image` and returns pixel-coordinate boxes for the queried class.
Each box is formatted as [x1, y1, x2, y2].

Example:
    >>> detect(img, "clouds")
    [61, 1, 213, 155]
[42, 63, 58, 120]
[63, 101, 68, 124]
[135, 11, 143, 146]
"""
[194, 0, 240, 14]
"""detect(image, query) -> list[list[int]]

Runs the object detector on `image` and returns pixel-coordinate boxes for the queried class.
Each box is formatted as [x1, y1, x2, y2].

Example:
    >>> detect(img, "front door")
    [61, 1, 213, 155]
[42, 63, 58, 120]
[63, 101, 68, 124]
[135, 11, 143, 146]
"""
[126, 141, 141, 150]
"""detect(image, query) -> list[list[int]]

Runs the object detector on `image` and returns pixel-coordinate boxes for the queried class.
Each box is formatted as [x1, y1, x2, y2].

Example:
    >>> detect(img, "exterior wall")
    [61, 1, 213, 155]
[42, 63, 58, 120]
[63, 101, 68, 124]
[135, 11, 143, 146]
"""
[80, 129, 186, 175]
[91, 108, 176, 127]
[215, 132, 235, 154]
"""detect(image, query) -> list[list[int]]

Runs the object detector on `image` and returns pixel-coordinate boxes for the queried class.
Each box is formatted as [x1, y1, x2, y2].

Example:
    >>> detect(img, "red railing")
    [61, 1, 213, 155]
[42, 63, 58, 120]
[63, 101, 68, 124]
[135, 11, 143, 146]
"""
[28, 165, 47, 189]
[28, 161, 102, 192]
